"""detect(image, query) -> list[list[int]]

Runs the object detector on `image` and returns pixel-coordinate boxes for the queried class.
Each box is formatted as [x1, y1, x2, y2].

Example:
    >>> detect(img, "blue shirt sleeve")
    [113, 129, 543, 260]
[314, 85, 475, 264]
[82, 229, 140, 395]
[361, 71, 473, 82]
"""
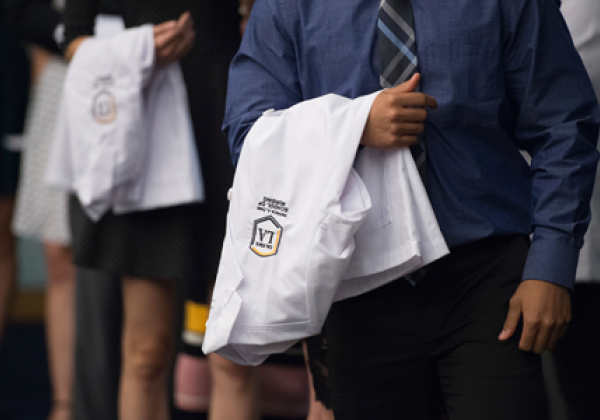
[501, 0, 600, 289]
[223, 0, 302, 166]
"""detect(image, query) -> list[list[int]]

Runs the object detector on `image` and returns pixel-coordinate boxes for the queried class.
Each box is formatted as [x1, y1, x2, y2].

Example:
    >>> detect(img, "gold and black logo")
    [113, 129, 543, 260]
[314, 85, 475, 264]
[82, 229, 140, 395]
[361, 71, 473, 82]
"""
[92, 90, 117, 124]
[250, 216, 283, 257]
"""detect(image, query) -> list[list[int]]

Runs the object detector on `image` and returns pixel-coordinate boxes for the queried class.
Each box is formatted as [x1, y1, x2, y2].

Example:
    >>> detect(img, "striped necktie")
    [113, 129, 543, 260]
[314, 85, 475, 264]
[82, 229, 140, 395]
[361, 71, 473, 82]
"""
[378, 0, 428, 285]
[378, 0, 426, 178]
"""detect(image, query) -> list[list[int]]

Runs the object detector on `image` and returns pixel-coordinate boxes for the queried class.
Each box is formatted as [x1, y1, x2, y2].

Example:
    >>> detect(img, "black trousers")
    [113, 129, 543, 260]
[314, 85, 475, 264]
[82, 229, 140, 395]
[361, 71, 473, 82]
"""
[326, 235, 548, 420]
[553, 283, 600, 420]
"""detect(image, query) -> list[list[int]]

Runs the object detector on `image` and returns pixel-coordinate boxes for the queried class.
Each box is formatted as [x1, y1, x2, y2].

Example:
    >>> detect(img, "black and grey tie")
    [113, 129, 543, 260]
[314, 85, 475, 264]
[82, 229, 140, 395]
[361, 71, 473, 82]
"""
[377, 0, 426, 178]
[378, 0, 428, 285]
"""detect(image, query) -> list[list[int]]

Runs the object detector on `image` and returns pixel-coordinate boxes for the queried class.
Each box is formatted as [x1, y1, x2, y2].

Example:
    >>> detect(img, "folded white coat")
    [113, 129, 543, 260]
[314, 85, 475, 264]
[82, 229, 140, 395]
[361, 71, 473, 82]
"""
[46, 25, 204, 220]
[203, 92, 449, 366]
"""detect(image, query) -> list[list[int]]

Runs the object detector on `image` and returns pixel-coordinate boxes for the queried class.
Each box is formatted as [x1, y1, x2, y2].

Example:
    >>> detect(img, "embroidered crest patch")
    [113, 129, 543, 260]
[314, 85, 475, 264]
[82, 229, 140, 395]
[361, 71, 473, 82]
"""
[250, 216, 283, 257]
[92, 90, 117, 124]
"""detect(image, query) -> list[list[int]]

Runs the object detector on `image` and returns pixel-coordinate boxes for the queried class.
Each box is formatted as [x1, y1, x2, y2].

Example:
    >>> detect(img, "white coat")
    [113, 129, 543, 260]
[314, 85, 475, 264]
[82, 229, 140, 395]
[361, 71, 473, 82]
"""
[46, 25, 203, 221]
[562, 0, 600, 281]
[203, 92, 449, 366]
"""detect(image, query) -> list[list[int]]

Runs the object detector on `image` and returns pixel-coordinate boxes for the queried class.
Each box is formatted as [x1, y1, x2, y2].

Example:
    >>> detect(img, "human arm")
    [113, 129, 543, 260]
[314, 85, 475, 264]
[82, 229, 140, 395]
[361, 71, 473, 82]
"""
[223, 0, 304, 165]
[224, 0, 436, 165]
[62, 0, 194, 64]
[152, 12, 195, 67]
[498, 0, 600, 353]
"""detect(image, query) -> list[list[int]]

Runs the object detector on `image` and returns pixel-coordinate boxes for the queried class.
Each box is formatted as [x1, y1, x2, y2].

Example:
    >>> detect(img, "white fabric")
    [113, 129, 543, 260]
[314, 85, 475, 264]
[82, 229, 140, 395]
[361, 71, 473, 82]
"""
[94, 15, 126, 38]
[562, 0, 600, 282]
[46, 25, 203, 221]
[3, 134, 24, 151]
[203, 92, 449, 365]
[13, 16, 125, 244]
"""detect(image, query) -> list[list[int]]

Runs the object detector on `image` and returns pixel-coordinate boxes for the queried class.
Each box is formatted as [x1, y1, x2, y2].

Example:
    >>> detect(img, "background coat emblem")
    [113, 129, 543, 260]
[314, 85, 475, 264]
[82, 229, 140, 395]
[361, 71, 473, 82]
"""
[92, 90, 117, 123]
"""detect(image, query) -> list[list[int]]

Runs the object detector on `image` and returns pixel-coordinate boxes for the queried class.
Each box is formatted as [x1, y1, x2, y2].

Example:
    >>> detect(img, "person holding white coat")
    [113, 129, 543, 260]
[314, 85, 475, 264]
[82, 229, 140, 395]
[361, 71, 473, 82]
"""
[61, 1, 240, 420]
[222, 0, 600, 419]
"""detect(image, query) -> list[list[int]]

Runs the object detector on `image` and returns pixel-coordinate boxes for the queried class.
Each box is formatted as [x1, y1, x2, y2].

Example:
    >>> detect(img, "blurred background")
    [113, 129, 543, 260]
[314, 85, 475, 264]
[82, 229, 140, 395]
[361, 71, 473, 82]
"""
[0, 0, 598, 420]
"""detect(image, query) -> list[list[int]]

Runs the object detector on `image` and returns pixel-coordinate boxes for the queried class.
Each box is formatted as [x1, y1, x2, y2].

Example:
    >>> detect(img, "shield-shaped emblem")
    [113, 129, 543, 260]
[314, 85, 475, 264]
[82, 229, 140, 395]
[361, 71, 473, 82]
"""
[92, 90, 117, 124]
[250, 216, 283, 257]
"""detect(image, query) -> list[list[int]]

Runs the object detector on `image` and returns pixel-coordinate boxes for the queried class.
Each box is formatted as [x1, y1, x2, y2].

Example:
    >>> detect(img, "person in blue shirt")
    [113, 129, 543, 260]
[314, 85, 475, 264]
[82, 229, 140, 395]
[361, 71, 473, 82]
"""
[223, 0, 600, 418]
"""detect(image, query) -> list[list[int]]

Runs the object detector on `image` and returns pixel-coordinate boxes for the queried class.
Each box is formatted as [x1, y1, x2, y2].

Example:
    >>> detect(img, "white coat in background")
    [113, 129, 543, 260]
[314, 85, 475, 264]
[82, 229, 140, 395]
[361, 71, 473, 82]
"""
[203, 92, 449, 366]
[46, 25, 203, 220]
[562, 0, 600, 281]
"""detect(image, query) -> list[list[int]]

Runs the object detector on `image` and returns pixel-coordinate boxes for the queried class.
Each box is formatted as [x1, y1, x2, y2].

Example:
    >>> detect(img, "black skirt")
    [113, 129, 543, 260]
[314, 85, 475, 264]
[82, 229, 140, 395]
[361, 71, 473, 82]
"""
[69, 195, 229, 282]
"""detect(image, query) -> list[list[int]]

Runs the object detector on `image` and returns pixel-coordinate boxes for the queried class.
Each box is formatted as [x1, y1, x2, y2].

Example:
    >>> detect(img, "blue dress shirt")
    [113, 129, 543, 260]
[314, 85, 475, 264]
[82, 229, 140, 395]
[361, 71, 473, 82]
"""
[223, 0, 600, 289]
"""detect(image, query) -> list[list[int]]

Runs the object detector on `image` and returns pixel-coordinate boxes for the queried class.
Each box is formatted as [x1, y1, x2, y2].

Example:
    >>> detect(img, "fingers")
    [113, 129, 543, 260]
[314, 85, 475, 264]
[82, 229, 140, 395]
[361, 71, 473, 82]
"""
[388, 74, 438, 109]
[177, 12, 193, 32]
[532, 323, 554, 354]
[393, 73, 420, 93]
[523, 316, 571, 353]
[360, 74, 437, 149]
[521, 318, 559, 354]
[392, 122, 425, 135]
[391, 108, 428, 124]
[155, 30, 178, 50]
[153, 20, 178, 35]
[154, 12, 196, 66]
[498, 296, 521, 341]
[155, 12, 192, 36]
[547, 323, 566, 350]
[392, 92, 438, 109]
[175, 27, 196, 59]
[547, 328, 561, 351]
[154, 20, 181, 53]
[547, 313, 571, 350]
[500, 295, 553, 354]
[517, 321, 536, 352]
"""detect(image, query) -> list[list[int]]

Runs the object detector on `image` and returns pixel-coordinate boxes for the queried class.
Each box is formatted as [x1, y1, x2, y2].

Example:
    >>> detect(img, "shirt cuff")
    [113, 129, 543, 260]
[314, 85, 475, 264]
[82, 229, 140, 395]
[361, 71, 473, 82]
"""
[522, 232, 580, 290]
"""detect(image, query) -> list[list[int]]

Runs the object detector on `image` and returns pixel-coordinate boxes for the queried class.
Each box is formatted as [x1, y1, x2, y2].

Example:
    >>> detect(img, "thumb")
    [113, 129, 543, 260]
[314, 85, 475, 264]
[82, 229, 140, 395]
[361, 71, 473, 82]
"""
[179, 11, 192, 25]
[393, 73, 420, 93]
[499, 298, 521, 341]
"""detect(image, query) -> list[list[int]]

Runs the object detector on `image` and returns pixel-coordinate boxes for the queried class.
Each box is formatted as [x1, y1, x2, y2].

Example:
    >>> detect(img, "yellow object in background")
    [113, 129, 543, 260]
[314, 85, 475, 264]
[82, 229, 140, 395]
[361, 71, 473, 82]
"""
[183, 301, 209, 346]
[8, 291, 45, 324]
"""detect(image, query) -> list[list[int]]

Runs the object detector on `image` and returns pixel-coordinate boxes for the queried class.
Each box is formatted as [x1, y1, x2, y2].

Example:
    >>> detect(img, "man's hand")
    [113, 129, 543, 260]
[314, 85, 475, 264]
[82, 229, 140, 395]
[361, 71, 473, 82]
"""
[153, 12, 195, 66]
[360, 73, 438, 149]
[499, 280, 572, 354]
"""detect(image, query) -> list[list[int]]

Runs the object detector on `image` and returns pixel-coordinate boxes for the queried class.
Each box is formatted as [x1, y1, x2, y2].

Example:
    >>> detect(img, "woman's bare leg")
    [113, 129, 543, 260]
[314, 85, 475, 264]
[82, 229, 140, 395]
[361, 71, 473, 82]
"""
[44, 243, 75, 420]
[0, 196, 16, 347]
[119, 276, 176, 420]
[208, 353, 260, 420]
